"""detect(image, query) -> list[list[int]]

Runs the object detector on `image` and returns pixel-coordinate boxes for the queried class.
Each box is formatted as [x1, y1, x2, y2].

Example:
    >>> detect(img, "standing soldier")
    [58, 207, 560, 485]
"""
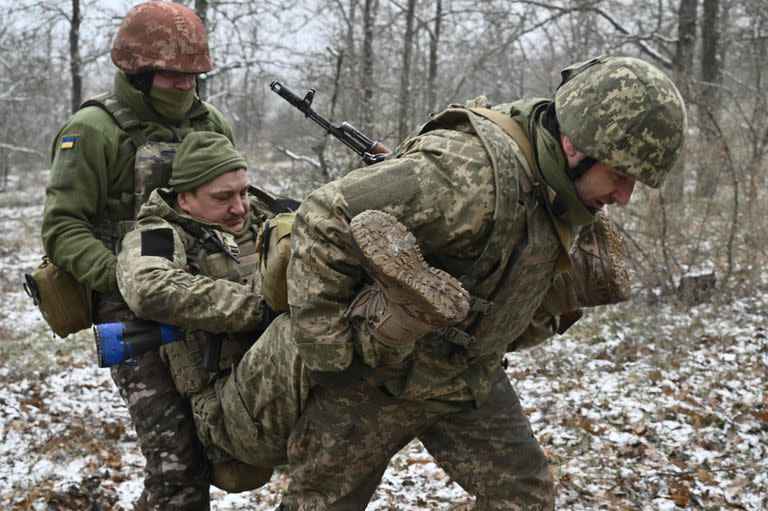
[280, 55, 688, 509]
[42, 2, 234, 508]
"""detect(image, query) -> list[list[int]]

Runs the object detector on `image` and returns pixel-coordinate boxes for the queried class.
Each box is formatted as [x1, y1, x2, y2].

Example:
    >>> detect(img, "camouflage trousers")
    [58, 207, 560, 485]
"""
[99, 299, 210, 511]
[191, 313, 312, 469]
[281, 366, 555, 511]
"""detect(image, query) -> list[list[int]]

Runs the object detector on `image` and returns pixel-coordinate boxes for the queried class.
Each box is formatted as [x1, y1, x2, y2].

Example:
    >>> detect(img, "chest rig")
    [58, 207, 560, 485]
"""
[448, 108, 570, 355]
[184, 221, 264, 374]
[82, 92, 209, 250]
[188, 225, 262, 288]
[396, 108, 569, 402]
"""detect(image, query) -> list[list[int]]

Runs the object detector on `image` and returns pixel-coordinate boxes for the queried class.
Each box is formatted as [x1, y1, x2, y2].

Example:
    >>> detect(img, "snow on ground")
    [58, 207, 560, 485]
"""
[1, 178, 766, 510]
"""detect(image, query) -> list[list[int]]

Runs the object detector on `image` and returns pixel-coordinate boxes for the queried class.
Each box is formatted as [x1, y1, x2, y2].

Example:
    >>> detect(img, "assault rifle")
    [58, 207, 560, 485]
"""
[269, 81, 390, 165]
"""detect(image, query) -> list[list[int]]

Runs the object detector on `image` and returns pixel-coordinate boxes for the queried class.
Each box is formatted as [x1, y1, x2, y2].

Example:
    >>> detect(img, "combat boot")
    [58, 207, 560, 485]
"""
[346, 209, 470, 348]
[550, 210, 631, 315]
[571, 210, 630, 306]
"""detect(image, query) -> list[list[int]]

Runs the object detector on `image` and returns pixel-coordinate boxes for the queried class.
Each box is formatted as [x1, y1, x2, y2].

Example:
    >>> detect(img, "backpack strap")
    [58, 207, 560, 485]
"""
[469, 108, 537, 183]
[80, 92, 147, 148]
[247, 185, 299, 215]
[469, 107, 572, 274]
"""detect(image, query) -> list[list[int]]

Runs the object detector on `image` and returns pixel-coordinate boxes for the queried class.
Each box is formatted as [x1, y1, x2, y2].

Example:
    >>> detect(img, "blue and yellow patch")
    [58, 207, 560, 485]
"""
[60, 136, 76, 150]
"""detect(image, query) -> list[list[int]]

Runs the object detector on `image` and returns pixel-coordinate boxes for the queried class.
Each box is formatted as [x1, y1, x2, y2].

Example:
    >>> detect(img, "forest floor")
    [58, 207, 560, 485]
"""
[0, 171, 766, 510]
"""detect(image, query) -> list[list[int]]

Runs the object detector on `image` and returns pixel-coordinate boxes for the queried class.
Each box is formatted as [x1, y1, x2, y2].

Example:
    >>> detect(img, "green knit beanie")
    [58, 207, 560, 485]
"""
[170, 131, 247, 191]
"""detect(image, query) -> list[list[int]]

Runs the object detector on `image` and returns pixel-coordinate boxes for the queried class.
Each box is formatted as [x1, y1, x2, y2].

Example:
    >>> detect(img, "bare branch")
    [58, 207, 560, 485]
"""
[272, 145, 321, 169]
[0, 143, 46, 159]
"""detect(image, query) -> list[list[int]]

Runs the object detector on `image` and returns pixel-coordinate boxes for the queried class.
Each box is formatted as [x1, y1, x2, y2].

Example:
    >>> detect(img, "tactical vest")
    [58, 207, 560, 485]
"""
[81, 92, 209, 250]
[390, 108, 567, 403]
[168, 221, 264, 396]
[190, 227, 261, 287]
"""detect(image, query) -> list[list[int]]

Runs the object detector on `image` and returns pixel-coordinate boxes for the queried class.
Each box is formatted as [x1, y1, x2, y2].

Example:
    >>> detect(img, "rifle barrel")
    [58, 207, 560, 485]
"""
[270, 80, 388, 163]
[269, 81, 308, 112]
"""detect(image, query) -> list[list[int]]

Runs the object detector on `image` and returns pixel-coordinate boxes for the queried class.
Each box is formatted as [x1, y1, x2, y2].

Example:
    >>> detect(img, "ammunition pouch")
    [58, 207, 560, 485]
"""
[260, 212, 295, 312]
[24, 256, 92, 337]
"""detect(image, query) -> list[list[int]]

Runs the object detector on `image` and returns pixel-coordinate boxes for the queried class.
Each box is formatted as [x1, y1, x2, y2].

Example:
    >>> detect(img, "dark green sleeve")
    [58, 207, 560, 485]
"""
[41, 113, 122, 299]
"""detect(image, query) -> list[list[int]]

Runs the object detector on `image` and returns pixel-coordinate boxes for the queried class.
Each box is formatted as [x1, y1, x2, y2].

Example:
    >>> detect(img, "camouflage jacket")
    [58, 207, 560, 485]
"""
[288, 99, 594, 404]
[116, 188, 267, 335]
[42, 70, 234, 300]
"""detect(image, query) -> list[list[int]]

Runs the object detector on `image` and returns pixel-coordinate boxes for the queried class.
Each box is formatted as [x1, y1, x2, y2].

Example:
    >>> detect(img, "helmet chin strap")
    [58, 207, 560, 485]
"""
[565, 155, 597, 181]
[127, 71, 155, 99]
[558, 155, 598, 216]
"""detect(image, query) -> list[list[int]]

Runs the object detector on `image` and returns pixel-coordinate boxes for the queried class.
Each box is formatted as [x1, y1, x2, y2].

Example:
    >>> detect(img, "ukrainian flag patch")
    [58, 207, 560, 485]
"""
[60, 136, 76, 150]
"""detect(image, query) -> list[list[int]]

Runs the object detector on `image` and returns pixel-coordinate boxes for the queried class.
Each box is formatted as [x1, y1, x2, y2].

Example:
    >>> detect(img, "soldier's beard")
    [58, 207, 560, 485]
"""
[150, 87, 196, 121]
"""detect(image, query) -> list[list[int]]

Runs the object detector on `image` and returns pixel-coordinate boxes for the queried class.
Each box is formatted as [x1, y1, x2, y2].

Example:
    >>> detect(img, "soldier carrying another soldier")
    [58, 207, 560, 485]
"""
[278, 55, 687, 510]
[112, 55, 683, 509]
[115, 125, 636, 508]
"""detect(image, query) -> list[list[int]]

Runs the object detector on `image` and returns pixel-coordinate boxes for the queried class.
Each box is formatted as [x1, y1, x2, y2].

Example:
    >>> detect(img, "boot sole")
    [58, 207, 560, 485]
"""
[594, 212, 630, 302]
[350, 210, 470, 324]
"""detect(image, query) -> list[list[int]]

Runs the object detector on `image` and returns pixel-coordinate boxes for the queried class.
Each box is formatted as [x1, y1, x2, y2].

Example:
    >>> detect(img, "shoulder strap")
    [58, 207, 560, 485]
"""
[469, 107, 572, 274]
[469, 107, 536, 185]
[80, 92, 147, 148]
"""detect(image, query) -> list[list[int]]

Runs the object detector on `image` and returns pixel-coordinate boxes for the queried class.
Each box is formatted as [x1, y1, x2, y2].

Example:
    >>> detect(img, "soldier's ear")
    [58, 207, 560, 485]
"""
[560, 134, 586, 167]
[177, 191, 192, 214]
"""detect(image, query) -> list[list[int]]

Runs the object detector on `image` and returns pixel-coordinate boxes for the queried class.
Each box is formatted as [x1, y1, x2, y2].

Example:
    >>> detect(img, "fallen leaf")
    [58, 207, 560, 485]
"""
[670, 482, 691, 506]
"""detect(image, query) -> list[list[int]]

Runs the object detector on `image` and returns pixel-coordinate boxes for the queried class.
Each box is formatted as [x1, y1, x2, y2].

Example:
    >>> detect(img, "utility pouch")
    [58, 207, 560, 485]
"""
[23, 256, 92, 337]
[259, 212, 295, 312]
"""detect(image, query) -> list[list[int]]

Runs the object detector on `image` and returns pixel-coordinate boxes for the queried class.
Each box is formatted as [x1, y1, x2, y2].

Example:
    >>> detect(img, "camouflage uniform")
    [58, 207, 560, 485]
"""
[116, 188, 312, 476]
[282, 56, 687, 510]
[41, 3, 234, 507]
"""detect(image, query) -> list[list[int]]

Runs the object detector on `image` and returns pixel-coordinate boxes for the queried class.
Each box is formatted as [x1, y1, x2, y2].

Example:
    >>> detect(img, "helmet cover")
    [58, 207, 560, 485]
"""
[111, 1, 212, 74]
[555, 56, 687, 188]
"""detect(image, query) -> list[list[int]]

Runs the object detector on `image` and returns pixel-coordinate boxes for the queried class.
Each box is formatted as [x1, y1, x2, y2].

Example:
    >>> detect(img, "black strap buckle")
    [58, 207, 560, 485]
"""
[23, 273, 41, 306]
[469, 296, 493, 314]
[441, 326, 475, 348]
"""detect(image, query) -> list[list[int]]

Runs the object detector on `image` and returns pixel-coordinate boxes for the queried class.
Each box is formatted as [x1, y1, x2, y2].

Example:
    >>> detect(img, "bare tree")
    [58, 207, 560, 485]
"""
[695, 0, 724, 197]
[194, 0, 209, 99]
[426, 0, 443, 113]
[396, 0, 417, 140]
[69, 0, 82, 114]
[665, 0, 697, 201]
[360, 0, 379, 133]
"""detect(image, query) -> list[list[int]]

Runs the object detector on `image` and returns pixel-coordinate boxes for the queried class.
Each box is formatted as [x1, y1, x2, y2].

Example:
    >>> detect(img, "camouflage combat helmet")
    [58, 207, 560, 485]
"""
[555, 56, 687, 188]
[111, 1, 212, 74]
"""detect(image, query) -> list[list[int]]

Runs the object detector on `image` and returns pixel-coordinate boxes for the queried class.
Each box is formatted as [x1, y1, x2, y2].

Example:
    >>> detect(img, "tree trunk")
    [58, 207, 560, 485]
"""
[664, 0, 697, 201]
[696, 0, 723, 198]
[396, 0, 417, 141]
[746, 11, 767, 207]
[195, 0, 209, 99]
[342, 0, 358, 123]
[69, 0, 82, 114]
[427, 0, 442, 114]
[360, 0, 377, 133]
[0, 149, 8, 192]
